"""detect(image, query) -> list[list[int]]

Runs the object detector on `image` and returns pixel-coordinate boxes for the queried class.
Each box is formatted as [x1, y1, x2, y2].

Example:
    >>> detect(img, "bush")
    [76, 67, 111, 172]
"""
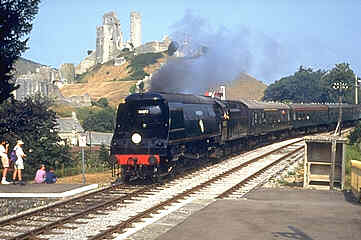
[348, 122, 361, 144]
[121, 52, 163, 81]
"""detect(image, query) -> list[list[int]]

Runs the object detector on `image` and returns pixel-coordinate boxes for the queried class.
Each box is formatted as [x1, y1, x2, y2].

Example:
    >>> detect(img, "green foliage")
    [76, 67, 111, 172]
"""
[263, 64, 357, 104]
[123, 52, 163, 81]
[82, 108, 115, 132]
[74, 72, 88, 83]
[345, 124, 361, 186]
[76, 98, 115, 132]
[0, 0, 40, 104]
[57, 147, 110, 178]
[129, 84, 137, 94]
[98, 144, 110, 164]
[82, 107, 116, 132]
[263, 66, 329, 103]
[93, 98, 109, 108]
[348, 122, 361, 144]
[75, 107, 93, 124]
[345, 144, 361, 177]
[321, 63, 356, 104]
[0, 95, 72, 179]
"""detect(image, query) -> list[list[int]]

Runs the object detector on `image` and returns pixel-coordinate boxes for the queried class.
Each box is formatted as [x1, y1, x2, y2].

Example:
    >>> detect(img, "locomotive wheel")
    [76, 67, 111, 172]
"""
[121, 166, 130, 183]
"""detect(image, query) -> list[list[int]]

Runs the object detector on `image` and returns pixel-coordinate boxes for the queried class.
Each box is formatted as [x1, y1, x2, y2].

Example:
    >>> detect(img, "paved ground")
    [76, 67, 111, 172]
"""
[155, 188, 361, 240]
[0, 183, 98, 198]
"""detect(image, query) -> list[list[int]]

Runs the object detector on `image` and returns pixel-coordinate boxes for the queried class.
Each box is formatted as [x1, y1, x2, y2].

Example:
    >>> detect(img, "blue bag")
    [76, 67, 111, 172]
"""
[10, 150, 17, 163]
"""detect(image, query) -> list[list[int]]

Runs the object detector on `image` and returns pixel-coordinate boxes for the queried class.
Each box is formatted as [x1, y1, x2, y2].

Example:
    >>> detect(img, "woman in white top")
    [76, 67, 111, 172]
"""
[12, 140, 26, 185]
[0, 139, 10, 184]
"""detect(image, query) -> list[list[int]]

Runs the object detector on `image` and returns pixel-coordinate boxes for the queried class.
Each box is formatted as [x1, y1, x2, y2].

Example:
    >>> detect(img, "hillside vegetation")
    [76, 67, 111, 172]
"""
[59, 52, 266, 107]
[60, 52, 167, 107]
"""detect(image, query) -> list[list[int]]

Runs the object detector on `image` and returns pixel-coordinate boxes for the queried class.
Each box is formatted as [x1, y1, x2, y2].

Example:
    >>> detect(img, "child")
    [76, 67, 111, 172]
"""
[45, 168, 57, 184]
[34, 164, 46, 183]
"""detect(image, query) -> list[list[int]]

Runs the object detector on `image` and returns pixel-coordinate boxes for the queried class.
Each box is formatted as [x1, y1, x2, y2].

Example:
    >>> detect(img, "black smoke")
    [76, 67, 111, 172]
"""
[150, 10, 290, 94]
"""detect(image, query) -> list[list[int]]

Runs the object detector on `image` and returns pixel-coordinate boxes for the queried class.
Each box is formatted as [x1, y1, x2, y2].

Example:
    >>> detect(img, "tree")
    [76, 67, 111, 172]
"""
[0, 95, 72, 179]
[320, 63, 356, 104]
[0, 0, 40, 104]
[129, 84, 137, 94]
[262, 64, 358, 104]
[95, 98, 109, 108]
[83, 107, 116, 132]
[263, 66, 329, 103]
[348, 122, 361, 145]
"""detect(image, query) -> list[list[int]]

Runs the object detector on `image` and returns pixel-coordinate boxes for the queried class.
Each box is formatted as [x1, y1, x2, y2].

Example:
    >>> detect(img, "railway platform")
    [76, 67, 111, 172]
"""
[0, 183, 98, 198]
[153, 188, 361, 240]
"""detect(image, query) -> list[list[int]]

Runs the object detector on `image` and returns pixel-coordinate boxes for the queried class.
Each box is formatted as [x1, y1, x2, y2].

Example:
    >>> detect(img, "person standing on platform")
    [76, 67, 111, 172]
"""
[34, 164, 46, 183]
[0, 139, 10, 184]
[12, 140, 26, 185]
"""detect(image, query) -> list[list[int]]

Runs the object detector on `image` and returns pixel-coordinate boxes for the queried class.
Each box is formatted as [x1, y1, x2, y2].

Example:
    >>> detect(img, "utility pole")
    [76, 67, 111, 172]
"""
[333, 82, 349, 136]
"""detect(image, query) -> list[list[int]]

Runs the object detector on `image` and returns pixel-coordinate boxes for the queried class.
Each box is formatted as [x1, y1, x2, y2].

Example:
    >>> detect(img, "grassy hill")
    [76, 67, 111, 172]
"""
[226, 73, 267, 101]
[60, 53, 167, 107]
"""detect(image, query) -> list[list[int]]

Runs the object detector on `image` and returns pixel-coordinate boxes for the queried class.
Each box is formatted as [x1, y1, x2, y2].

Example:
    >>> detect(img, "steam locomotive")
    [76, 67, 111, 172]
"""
[110, 91, 361, 182]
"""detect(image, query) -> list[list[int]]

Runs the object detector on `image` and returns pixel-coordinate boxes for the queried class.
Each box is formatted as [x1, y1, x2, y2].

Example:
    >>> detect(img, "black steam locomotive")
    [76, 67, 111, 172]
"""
[110, 91, 361, 182]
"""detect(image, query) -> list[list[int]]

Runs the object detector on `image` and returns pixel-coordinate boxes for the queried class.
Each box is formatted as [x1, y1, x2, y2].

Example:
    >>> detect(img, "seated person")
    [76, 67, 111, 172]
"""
[45, 168, 57, 184]
[34, 164, 46, 183]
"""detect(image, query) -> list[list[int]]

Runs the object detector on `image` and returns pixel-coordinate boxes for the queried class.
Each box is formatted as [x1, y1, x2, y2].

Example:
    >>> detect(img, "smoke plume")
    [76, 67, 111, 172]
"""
[150, 10, 289, 94]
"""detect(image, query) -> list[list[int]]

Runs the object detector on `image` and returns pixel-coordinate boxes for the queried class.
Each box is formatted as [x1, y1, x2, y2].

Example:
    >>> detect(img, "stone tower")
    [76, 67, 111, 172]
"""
[130, 11, 142, 48]
[59, 63, 75, 84]
[96, 12, 123, 64]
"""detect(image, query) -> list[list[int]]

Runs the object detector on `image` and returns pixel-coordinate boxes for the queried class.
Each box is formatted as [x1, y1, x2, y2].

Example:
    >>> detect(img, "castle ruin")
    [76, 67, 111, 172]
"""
[96, 12, 124, 65]
[76, 11, 143, 74]
[14, 66, 58, 100]
[130, 12, 142, 48]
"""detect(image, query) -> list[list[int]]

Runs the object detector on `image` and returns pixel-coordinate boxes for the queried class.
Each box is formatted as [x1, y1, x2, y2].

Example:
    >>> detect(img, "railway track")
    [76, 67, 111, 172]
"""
[0, 185, 151, 240]
[0, 138, 305, 240]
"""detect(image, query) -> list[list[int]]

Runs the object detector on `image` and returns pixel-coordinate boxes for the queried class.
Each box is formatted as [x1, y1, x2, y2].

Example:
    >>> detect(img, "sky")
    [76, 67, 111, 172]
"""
[22, 0, 361, 85]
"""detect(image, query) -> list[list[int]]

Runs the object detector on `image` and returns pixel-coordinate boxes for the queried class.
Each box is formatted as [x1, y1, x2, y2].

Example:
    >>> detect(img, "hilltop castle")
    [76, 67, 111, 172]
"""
[76, 11, 144, 74]
[76, 11, 170, 75]
[13, 11, 171, 104]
